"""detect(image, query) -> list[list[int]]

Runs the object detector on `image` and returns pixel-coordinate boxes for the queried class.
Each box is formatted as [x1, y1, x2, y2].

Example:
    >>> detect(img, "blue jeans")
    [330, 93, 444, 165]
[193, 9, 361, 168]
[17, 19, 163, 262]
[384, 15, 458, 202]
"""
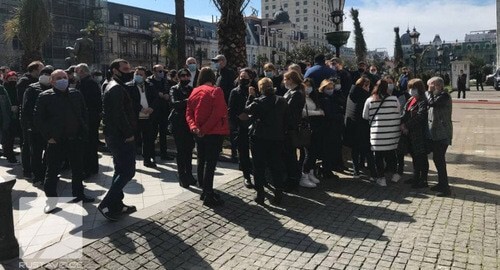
[101, 136, 136, 212]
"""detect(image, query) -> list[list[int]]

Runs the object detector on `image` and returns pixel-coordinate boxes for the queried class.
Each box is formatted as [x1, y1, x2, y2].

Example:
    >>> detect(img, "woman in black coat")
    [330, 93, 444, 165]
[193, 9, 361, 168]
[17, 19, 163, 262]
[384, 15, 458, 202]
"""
[228, 68, 256, 188]
[401, 78, 429, 189]
[168, 68, 196, 187]
[344, 77, 376, 178]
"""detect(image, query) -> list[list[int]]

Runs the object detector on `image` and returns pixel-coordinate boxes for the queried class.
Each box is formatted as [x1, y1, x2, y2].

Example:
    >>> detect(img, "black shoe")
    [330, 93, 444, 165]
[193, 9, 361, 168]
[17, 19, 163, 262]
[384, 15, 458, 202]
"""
[430, 184, 445, 192]
[244, 178, 254, 189]
[272, 190, 283, 206]
[144, 161, 157, 168]
[437, 188, 451, 197]
[255, 192, 265, 205]
[98, 205, 119, 221]
[203, 193, 224, 207]
[72, 195, 95, 203]
[411, 182, 429, 189]
[179, 175, 191, 188]
[200, 192, 220, 201]
[7, 156, 18, 163]
[322, 170, 335, 179]
[120, 205, 137, 215]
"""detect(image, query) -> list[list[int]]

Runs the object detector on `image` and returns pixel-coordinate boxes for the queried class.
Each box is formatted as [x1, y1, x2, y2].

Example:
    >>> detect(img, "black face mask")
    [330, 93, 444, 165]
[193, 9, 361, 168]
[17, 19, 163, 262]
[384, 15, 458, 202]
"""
[180, 80, 190, 87]
[116, 70, 134, 83]
[240, 78, 250, 87]
[358, 68, 365, 73]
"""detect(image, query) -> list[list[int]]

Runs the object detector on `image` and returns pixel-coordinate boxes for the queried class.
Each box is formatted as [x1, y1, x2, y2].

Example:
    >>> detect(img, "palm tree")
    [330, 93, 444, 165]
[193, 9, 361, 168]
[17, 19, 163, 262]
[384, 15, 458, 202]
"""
[175, 0, 186, 69]
[393, 27, 404, 69]
[3, 0, 51, 69]
[211, 0, 250, 69]
[349, 8, 367, 64]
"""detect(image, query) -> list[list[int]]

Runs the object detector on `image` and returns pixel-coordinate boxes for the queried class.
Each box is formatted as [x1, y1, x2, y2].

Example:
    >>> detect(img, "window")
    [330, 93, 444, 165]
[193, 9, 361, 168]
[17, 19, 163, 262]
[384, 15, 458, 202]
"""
[132, 41, 138, 56]
[296, 9, 299, 14]
[304, 25, 308, 30]
[265, 6, 269, 10]
[121, 40, 128, 53]
[123, 14, 131, 27]
[284, 3, 288, 7]
[304, 17, 308, 22]
[132, 15, 139, 29]
[296, 18, 300, 22]
[272, 4, 276, 9]
[107, 37, 113, 53]
[296, 2, 300, 6]
[303, 0, 307, 4]
[303, 9, 307, 13]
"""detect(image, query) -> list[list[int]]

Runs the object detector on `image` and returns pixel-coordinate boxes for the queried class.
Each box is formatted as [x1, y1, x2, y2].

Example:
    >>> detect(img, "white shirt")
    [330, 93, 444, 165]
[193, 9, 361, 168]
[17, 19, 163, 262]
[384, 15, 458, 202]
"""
[138, 85, 149, 119]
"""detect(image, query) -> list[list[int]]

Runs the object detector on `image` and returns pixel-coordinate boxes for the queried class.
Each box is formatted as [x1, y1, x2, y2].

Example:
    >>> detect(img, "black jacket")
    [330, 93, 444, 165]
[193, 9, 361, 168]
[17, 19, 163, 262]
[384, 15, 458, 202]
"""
[34, 88, 88, 141]
[76, 75, 102, 123]
[344, 85, 370, 148]
[283, 87, 305, 131]
[17, 73, 38, 108]
[168, 83, 193, 133]
[147, 76, 170, 114]
[245, 94, 288, 141]
[4, 81, 18, 106]
[216, 66, 237, 102]
[228, 85, 251, 132]
[103, 80, 136, 139]
[126, 80, 159, 120]
[21, 82, 51, 130]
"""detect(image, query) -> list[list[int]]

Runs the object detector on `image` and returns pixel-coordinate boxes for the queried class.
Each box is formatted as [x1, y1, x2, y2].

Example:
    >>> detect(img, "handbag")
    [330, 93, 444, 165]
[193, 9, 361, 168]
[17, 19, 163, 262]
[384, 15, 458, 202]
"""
[289, 102, 312, 148]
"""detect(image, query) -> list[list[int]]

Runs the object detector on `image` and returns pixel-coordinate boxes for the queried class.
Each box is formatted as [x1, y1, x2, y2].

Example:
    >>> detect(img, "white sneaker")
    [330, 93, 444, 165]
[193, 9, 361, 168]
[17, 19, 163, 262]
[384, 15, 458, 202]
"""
[308, 170, 320, 184]
[44, 202, 57, 214]
[299, 173, 317, 188]
[391, 173, 401, 183]
[376, 177, 387, 187]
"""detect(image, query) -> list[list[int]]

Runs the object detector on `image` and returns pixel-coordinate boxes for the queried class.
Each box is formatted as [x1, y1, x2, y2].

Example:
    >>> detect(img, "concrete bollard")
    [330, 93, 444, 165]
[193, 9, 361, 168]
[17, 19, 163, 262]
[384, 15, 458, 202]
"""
[0, 176, 19, 261]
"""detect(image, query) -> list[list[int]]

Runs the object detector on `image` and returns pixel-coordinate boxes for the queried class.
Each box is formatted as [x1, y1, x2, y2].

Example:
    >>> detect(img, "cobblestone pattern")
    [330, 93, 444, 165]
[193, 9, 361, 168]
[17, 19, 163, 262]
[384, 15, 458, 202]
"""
[26, 94, 500, 270]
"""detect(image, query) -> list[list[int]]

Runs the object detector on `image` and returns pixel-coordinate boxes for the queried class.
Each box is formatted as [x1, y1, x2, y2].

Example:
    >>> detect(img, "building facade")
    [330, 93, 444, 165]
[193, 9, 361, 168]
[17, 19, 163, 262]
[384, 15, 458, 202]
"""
[261, 0, 337, 47]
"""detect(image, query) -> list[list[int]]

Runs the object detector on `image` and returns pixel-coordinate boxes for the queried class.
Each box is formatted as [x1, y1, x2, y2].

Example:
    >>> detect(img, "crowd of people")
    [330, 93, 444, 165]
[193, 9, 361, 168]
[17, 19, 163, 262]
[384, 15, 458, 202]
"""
[0, 52, 453, 220]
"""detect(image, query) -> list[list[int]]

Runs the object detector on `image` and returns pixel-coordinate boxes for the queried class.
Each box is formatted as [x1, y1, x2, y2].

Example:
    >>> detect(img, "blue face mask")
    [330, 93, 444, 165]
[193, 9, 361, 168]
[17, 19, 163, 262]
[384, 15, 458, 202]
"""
[54, 79, 69, 90]
[134, 75, 144, 84]
[265, 71, 274, 78]
[324, 89, 334, 96]
[156, 71, 164, 79]
[212, 62, 220, 70]
[188, 64, 197, 72]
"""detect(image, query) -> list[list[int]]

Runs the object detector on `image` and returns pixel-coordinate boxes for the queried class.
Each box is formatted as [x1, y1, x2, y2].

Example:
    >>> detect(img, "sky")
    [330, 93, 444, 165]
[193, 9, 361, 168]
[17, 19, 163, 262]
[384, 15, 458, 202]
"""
[109, 0, 496, 55]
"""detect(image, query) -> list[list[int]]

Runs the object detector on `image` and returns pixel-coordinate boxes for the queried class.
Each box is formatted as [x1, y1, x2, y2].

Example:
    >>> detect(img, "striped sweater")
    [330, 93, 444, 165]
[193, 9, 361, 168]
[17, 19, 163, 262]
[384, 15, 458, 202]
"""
[362, 96, 401, 151]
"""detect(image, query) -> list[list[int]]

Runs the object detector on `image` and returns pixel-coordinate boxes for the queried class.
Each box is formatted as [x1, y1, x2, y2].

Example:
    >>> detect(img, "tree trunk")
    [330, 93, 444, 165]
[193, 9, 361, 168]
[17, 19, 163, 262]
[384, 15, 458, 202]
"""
[217, 8, 247, 69]
[175, 0, 186, 69]
[22, 50, 43, 71]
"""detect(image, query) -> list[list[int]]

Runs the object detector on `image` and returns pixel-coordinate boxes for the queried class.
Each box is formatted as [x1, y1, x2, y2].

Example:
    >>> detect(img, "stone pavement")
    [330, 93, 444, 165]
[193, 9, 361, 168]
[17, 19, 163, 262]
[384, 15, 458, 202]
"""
[1, 88, 500, 269]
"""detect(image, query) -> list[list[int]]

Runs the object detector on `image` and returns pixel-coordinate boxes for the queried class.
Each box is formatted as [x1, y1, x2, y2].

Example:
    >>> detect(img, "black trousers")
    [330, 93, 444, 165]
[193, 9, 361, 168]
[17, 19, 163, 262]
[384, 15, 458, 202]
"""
[476, 81, 483, 91]
[102, 135, 136, 213]
[374, 150, 397, 178]
[235, 127, 252, 178]
[29, 130, 46, 183]
[84, 117, 100, 174]
[284, 135, 301, 187]
[352, 146, 376, 176]
[250, 137, 285, 193]
[303, 127, 322, 173]
[411, 152, 429, 183]
[196, 135, 223, 195]
[457, 88, 466, 99]
[21, 126, 31, 173]
[137, 118, 157, 161]
[44, 138, 85, 198]
[432, 140, 449, 188]
[322, 124, 342, 170]
[172, 127, 195, 179]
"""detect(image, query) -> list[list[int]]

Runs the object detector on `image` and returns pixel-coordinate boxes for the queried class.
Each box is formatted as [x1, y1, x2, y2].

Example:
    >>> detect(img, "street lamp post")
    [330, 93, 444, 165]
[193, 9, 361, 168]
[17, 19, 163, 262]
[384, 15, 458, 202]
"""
[324, 0, 350, 57]
[409, 27, 422, 77]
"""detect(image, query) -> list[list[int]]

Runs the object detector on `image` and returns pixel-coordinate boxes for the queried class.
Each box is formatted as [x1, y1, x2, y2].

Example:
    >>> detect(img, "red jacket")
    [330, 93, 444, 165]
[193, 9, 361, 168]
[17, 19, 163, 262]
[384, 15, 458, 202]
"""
[186, 84, 229, 136]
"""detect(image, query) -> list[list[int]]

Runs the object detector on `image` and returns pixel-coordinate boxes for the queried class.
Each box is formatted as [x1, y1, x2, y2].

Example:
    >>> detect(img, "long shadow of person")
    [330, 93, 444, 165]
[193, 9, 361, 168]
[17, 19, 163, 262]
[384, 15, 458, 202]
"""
[211, 191, 329, 254]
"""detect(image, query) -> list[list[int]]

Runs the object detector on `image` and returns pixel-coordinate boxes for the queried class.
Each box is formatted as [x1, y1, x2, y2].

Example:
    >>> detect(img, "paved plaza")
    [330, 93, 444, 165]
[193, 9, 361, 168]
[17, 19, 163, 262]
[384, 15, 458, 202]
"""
[1, 88, 500, 269]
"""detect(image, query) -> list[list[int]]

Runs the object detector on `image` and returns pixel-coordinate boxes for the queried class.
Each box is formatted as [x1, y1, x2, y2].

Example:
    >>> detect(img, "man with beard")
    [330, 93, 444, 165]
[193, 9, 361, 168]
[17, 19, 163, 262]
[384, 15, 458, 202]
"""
[22, 66, 54, 185]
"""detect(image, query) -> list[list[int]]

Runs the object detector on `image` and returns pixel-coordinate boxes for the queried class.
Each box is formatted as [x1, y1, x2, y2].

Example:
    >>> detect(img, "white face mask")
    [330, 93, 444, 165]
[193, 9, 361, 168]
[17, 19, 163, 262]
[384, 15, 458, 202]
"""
[39, 75, 51, 86]
[334, 84, 341, 91]
[305, 87, 313, 94]
[387, 84, 395, 95]
[410, 88, 419, 97]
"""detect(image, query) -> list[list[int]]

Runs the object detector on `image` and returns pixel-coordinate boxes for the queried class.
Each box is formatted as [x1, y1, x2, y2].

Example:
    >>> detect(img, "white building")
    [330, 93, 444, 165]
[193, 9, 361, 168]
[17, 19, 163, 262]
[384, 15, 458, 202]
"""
[261, 0, 338, 47]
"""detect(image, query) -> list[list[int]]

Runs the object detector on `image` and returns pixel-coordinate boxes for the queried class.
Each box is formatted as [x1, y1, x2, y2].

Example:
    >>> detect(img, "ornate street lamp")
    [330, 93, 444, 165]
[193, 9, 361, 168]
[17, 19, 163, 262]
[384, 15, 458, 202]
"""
[437, 45, 444, 76]
[324, 0, 350, 57]
[409, 27, 423, 77]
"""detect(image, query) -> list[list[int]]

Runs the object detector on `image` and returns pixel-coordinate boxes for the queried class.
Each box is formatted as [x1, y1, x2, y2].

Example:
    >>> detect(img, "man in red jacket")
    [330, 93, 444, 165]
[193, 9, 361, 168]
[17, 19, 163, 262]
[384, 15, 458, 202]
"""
[186, 67, 229, 207]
